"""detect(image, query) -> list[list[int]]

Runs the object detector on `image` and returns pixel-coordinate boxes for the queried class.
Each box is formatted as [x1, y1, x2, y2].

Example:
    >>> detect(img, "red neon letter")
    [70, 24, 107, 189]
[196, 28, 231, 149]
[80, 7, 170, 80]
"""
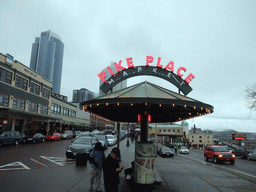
[138, 114, 141, 122]
[156, 57, 163, 68]
[107, 66, 115, 76]
[126, 57, 134, 68]
[184, 73, 195, 84]
[146, 56, 154, 66]
[114, 60, 126, 72]
[164, 61, 174, 72]
[148, 115, 151, 122]
[177, 67, 187, 78]
[97, 71, 107, 83]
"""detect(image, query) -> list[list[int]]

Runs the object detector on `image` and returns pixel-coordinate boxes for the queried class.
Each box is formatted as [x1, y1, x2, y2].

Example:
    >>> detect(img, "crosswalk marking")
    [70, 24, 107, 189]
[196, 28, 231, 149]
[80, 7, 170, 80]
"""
[40, 156, 64, 166]
[0, 162, 30, 171]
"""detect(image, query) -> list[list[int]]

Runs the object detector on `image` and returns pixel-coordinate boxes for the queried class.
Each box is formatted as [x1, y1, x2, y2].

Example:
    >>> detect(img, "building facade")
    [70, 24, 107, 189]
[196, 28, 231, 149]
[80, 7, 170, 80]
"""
[187, 132, 214, 149]
[0, 53, 90, 136]
[72, 88, 95, 103]
[148, 122, 189, 146]
[30, 30, 64, 94]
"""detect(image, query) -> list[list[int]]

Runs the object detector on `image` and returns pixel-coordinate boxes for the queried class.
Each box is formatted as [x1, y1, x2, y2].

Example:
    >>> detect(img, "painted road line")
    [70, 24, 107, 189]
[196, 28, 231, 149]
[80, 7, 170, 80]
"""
[0, 162, 30, 171]
[31, 158, 48, 167]
[40, 156, 64, 166]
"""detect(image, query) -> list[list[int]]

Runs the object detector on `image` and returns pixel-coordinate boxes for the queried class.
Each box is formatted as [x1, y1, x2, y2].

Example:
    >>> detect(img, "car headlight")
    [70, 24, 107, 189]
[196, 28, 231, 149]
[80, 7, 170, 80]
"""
[232, 154, 235, 158]
[218, 155, 222, 157]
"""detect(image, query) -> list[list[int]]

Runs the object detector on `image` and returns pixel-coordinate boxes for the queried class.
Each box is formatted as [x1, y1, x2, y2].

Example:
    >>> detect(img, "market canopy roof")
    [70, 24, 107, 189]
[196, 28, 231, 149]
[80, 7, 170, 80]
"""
[80, 81, 214, 123]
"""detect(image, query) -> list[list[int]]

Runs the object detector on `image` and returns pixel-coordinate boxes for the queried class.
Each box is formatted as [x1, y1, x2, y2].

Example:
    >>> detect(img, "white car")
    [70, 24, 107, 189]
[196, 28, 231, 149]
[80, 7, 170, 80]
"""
[106, 134, 116, 146]
[178, 146, 189, 154]
[61, 130, 73, 139]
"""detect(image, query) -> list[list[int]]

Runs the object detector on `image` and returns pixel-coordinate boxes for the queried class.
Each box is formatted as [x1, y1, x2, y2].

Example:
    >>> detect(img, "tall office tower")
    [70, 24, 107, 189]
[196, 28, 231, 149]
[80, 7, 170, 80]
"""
[30, 30, 64, 94]
[99, 62, 127, 96]
[72, 88, 95, 103]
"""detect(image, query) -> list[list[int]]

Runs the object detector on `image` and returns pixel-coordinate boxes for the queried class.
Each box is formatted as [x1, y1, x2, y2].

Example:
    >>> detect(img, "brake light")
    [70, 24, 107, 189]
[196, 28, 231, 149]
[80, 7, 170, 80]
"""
[245, 152, 248, 154]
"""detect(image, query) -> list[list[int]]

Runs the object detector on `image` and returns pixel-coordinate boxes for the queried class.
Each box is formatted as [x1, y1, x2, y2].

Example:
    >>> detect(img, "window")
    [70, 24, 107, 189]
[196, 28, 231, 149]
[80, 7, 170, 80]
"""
[40, 105, 48, 115]
[168, 129, 170, 132]
[199, 136, 202, 138]
[70, 110, 76, 118]
[0, 93, 9, 107]
[28, 101, 38, 113]
[178, 129, 180, 132]
[207, 136, 209, 139]
[12, 97, 25, 110]
[192, 136, 194, 138]
[30, 82, 40, 95]
[62, 107, 69, 117]
[192, 140, 194, 142]
[42, 88, 50, 99]
[164, 129, 166, 132]
[0, 67, 12, 84]
[51, 104, 61, 114]
[199, 140, 202, 143]
[15, 75, 28, 90]
[173, 129, 175, 132]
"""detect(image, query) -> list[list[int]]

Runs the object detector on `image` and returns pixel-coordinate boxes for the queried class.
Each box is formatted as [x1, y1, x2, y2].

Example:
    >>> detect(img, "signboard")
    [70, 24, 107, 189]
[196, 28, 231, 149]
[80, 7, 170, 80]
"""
[232, 133, 246, 140]
[6, 54, 14, 65]
[134, 142, 155, 184]
[98, 56, 194, 95]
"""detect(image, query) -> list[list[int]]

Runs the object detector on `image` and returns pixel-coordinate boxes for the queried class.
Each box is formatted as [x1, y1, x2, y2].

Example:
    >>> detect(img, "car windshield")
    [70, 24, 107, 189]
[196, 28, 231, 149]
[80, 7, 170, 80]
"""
[106, 135, 114, 139]
[214, 148, 228, 152]
[63, 131, 70, 133]
[53, 133, 58, 136]
[162, 147, 170, 151]
[181, 147, 187, 149]
[96, 135, 105, 140]
[79, 132, 90, 136]
[74, 137, 92, 144]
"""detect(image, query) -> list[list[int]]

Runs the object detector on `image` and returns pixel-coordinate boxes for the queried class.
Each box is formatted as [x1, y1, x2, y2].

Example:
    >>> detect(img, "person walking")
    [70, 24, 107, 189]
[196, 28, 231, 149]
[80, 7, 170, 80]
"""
[89, 142, 105, 192]
[102, 147, 125, 192]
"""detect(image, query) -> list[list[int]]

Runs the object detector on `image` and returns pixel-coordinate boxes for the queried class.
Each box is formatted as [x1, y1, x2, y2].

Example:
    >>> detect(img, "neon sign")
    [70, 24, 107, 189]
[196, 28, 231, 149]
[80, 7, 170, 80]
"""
[98, 56, 195, 95]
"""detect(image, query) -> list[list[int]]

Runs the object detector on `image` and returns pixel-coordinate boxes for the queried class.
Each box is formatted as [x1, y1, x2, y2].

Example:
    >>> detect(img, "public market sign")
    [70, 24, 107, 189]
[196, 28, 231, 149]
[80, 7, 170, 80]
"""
[98, 56, 195, 95]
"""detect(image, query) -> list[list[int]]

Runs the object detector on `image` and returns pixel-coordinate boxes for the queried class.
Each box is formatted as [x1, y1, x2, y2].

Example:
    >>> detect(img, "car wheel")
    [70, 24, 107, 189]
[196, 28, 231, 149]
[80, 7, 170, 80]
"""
[42, 138, 45, 143]
[247, 156, 250, 160]
[204, 155, 209, 161]
[0, 141, 2, 147]
[230, 161, 235, 165]
[14, 140, 19, 146]
[213, 156, 218, 164]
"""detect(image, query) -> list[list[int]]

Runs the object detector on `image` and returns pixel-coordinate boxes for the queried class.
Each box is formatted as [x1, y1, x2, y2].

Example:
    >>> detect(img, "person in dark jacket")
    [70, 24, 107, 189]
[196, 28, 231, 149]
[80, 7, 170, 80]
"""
[102, 147, 125, 192]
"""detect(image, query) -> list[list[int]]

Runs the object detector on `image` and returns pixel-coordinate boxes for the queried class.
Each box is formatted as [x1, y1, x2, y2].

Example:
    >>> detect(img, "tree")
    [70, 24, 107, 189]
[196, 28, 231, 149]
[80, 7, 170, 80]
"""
[245, 83, 256, 111]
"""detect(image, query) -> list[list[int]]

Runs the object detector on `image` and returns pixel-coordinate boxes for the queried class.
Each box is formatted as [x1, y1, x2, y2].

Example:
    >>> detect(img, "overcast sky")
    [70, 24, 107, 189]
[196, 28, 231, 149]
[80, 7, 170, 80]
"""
[1, 0, 256, 133]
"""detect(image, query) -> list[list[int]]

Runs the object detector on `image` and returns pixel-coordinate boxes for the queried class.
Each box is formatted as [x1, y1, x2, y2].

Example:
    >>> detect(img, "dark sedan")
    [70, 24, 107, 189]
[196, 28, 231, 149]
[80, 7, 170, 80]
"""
[66, 136, 98, 165]
[22, 133, 46, 144]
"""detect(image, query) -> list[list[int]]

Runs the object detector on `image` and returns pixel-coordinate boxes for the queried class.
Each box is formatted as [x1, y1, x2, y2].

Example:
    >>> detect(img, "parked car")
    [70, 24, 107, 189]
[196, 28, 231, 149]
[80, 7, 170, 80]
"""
[240, 147, 255, 159]
[0, 130, 22, 146]
[75, 132, 94, 140]
[61, 130, 73, 139]
[178, 146, 190, 154]
[247, 149, 256, 160]
[66, 136, 98, 165]
[204, 145, 235, 165]
[74, 131, 81, 138]
[106, 134, 116, 146]
[91, 130, 100, 135]
[95, 134, 108, 150]
[46, 132, 61, 141]
[23, 133, 45, 144]
[159, 147, 174, 157]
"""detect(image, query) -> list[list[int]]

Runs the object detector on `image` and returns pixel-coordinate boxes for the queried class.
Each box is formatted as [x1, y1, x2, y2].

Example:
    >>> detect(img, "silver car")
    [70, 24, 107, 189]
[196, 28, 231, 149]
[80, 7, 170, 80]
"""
[159, 147, 174, 157]
[247, 150, 256, 160]
[178, 146, 190, 154]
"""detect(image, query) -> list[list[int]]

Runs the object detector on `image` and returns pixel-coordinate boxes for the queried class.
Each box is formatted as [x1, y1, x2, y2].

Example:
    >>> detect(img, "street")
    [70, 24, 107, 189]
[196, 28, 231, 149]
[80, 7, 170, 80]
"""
[0, 138, 256, 192]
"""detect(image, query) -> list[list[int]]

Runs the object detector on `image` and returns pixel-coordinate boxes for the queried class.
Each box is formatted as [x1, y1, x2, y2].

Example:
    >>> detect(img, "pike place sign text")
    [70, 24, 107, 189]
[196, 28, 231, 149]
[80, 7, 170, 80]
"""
[98, 56, 195, 95]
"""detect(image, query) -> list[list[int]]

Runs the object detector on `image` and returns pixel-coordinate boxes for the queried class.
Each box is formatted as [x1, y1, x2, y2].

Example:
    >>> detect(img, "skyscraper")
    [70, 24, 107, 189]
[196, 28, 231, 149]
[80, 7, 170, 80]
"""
[72, 88, 95, 103]
[30, 30, 64, 94]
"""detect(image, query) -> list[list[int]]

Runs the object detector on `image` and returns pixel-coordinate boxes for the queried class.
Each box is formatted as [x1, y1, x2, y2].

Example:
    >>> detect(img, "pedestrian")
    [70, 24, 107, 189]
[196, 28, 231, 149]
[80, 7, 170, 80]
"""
[102, 147, 125, 192]
[89, 142, 105, 192]
[174, 145, 178, 155]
